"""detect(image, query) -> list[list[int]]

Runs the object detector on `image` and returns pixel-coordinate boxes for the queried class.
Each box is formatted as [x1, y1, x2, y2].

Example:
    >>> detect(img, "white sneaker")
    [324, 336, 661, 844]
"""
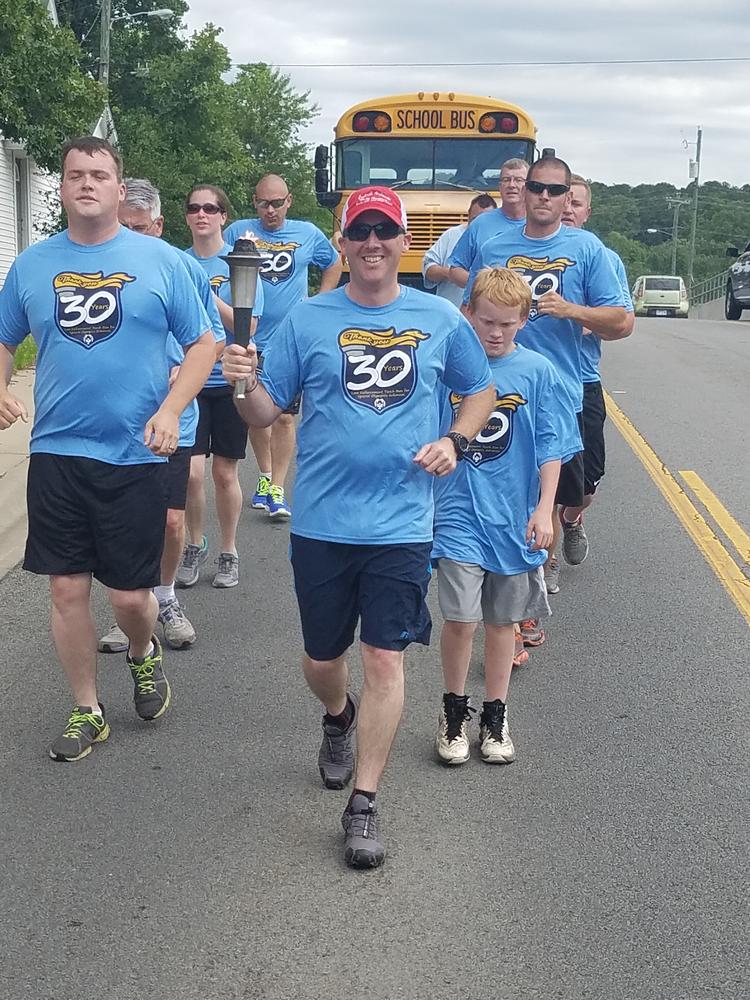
[479, 700, 516, 764]
[98, 623, 128, 654]
[435, 693, 474, 765]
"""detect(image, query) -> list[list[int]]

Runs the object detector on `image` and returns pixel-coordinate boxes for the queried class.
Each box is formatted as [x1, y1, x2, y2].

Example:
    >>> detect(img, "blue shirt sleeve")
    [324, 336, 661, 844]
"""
[257, 314, 302, 408]
[441, 315, 493, 395]
[609, 251, 634, 311]
[447, 226, 475, 271]
[584, 243, 628, 308]
[166, 256, 213, 349]
[0, 265, 30, 346]
[310, 226, 339, 270]
[535, 367, 581, 466]
[185, 257, 226, 346]
[253, 277, 264, 319]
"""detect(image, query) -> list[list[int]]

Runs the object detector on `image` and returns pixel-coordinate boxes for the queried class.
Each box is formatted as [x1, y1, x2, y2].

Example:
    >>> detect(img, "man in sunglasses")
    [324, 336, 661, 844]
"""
[448, 158, 529, 290]
[464, 156, 631, 595]
[222, 185, 495, 869]
[224, 175, 342, 520]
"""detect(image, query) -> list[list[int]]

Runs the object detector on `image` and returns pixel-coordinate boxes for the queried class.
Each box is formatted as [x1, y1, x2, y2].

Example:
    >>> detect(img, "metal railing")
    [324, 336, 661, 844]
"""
[690, 268, 728, 306]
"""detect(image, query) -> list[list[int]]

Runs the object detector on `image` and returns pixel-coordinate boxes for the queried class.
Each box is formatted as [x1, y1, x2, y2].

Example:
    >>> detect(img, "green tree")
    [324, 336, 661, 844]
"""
[0, 0, 105, 171]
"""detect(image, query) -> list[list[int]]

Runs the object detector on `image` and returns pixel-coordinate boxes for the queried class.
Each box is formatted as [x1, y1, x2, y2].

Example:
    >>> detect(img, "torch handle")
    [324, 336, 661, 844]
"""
[232, 306, 255, 401]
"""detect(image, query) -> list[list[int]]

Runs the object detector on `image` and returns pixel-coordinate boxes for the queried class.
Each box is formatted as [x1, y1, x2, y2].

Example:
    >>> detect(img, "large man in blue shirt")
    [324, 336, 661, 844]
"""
[224, 174, 342, 518]
[0, 137, 216, 762]
[222, 186, 496, 870]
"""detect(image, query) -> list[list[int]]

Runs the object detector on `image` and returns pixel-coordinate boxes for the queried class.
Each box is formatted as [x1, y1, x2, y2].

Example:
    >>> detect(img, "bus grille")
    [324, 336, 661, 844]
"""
[407, 213, 465, 251]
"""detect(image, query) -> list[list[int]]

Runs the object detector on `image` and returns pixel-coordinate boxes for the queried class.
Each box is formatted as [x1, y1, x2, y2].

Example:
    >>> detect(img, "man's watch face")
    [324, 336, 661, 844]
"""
[449, 432, 470, 457]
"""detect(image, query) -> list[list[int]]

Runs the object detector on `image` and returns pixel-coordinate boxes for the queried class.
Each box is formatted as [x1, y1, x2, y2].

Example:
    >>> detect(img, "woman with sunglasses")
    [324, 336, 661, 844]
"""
[177, 186, 264, 590]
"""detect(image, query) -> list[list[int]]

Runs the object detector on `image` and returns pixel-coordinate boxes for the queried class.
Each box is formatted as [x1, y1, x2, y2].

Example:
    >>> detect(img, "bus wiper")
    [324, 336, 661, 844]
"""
[435, 181, 476, 191]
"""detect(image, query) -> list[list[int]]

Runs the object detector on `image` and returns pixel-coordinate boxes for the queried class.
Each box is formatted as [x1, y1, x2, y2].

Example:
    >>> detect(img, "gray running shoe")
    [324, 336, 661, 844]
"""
[127, 635, 171, 720]
[49, 705, 110, 762]
[342, 793, 385, 869]
[98, 623, 128, 653]
[544, 556, 561, 595]
[175, 536, 208, 589]
[158, 599, 196, 649]
[561, 514, 589, 565]
[212, 552, 239, 588]
[319, 693, 358, 789]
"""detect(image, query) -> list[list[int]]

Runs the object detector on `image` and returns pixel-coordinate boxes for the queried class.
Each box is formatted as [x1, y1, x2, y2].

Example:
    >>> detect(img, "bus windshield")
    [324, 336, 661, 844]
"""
[337, 137, 533, 190]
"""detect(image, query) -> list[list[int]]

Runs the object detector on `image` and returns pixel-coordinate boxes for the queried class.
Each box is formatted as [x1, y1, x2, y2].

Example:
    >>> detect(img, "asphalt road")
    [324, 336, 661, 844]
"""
[2, 317, 749, 1000]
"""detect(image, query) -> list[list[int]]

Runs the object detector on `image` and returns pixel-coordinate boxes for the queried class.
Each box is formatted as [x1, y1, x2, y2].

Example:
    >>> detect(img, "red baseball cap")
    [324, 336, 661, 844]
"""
[340, 186, 408, 232]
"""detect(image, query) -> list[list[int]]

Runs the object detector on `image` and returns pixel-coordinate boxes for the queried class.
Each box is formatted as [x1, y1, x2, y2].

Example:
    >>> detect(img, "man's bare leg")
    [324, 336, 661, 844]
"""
[50, 574, 98, 707]
[270, 413, 296, 490]
[185, 454, 207, 546]
[108, 587, 159, 660]
[353, 644, 404, 793]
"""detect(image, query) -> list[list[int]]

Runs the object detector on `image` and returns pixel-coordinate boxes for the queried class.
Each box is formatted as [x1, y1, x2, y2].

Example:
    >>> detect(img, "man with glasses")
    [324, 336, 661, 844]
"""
[224, 175, 342, 519]
[448, 158, 528, 289]
[465, 156, 631, 596]
[221, 186, 495, 869]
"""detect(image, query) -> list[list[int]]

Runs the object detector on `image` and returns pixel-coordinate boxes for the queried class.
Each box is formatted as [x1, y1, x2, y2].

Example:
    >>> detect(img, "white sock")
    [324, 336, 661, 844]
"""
[260, 471, 271, 480]
[154, 584, 175, 605]
[90, 704, 103, 716]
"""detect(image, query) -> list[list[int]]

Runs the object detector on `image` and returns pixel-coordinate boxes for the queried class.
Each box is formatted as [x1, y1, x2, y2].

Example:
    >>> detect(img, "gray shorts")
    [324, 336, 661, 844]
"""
[436, 559, 550, 626]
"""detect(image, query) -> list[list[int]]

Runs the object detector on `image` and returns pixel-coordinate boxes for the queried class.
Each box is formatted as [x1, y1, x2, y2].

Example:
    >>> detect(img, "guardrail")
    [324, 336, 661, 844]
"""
[691, 269, 728, 306]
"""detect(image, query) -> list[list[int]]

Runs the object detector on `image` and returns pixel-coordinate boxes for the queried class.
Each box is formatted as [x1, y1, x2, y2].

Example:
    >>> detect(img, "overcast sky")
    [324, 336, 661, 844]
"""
[183, 1, 749, 188]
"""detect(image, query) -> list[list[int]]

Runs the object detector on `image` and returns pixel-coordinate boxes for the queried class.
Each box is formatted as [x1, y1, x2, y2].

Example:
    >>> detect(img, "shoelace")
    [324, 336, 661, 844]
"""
[130, 660, 157, 695]
[346, 806, 378, 841]
[182, 544, 203, 569]
[444, 698, 476, 740]
[62, 708, 99, 739]
[256, 477, 270, 495]
[482, 704, 507, 742]
[323, 731, 352, 763]
[160, 602, 184, 626]
[269, 484, 286, 505]
[520, 619, 537, 632]
[216, 553, 236, 575]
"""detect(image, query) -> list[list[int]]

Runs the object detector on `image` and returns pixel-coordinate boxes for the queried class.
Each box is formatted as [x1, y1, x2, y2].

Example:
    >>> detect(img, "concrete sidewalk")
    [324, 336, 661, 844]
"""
[0, 368, 33, 579]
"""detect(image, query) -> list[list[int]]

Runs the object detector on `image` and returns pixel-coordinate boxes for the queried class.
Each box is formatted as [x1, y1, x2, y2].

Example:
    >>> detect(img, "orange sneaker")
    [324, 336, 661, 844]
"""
[519, 618, 546, 647]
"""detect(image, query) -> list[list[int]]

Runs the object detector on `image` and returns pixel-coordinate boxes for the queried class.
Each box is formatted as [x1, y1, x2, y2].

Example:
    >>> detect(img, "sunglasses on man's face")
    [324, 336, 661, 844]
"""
[255, 197, 288, 209]
[525, 180, 570, 197]
[186, 202, 223, 215]
[342, 220, 404, 242]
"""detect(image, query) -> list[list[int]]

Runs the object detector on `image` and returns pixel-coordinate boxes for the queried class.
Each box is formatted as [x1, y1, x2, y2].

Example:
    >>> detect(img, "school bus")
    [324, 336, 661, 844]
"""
[314, 91, 540, 285]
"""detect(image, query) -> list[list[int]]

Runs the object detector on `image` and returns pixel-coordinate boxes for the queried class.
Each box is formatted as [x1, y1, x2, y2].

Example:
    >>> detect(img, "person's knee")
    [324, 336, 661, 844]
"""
[274, 413, 295, 432]
[443, 620, 478, 639]
[109, 588, 151, 617]
[188, 457, 205, 488]
[361, 644, 404, 689]
[212, 458, 239, 491]
[165, 507, 185, 539]
[50, 574, 90, 612]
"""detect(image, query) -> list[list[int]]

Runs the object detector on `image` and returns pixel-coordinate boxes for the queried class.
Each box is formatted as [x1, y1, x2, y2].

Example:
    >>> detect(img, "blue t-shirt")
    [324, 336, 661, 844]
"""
[433, 345, 582, 575]
[223, 219, 339, 351]
[0, 228, 211, 464]
[167, 251, 226, 446]
[447, 209, 525, 273]
[466, 225, 626, 411]
[259, 285, 493, 544]
[580, 248, 633, 384]
[185, 242, 264, 389]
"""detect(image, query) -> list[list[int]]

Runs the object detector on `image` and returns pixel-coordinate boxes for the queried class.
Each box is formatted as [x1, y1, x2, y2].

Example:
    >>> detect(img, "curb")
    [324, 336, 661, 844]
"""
[0, 368, 34, 581]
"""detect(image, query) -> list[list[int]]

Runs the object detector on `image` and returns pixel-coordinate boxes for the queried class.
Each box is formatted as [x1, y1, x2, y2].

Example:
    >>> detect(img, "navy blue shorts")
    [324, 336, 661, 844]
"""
[290, 534, 432, 661]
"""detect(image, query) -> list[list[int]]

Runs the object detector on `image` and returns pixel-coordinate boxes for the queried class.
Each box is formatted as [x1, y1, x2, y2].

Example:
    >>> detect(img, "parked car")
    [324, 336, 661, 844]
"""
[631, 275, 689, 318]
[725, 242, 750, 320]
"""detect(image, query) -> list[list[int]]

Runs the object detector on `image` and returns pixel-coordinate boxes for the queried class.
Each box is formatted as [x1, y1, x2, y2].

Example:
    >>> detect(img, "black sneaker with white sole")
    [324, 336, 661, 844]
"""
[318, 693, 358, 789]
[342, 793, 385, 869]
[49, 705, 110, 762]
[127, 635, 171, 720]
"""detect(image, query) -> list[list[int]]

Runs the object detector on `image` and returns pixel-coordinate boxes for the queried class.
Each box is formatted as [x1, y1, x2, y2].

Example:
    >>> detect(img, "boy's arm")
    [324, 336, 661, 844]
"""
[526, 459, 561, 551]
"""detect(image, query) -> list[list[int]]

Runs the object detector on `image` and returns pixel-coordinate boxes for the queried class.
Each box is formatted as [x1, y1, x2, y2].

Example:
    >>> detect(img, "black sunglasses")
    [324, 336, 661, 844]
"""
[186, 202, 224, 215]
[526, 180, 570, 197]
[255, 197, 288, 209]
[342, 220, 405, 242]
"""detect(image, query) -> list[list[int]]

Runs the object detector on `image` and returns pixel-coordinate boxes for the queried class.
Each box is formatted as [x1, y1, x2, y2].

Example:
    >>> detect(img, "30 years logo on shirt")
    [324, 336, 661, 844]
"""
[250, 236, 301, 285]
[450, 390, 527, 465]
[339, 326, 430, 413]
[53, 270, 136, 349]
[506, 255, 576, 321]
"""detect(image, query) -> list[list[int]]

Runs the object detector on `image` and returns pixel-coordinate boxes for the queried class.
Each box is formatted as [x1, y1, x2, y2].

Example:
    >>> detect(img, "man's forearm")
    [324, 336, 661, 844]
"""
[449, 385, 496, 440]
[538, 459, 561, 511]
[571, 305, 630, 340]
[425, 263, 450, 284]
[215, 295, 234, 332]
[449, 266, 469, 289]
[234, 382, 283, 428]
[0, 343, 15, 389]
[319, 260, 343, 293]
[161, 332, 215, 415]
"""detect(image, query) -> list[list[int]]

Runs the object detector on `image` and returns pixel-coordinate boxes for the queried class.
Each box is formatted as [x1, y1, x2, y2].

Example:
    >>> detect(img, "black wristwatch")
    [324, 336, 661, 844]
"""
[446, 431, 470, 460]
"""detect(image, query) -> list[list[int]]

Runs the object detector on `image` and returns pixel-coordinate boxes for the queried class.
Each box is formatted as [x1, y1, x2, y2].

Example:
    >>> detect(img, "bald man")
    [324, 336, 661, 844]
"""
[224, 175, 342, 518]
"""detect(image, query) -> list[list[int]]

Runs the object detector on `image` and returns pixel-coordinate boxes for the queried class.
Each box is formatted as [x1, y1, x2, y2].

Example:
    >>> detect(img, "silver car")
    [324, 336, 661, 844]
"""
[725, 242, 750, 320]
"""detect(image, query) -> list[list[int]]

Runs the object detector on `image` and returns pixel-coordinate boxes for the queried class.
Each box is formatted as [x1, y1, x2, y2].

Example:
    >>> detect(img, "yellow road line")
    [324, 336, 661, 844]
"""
[604, 392, 750, 627]
[679, 470, 750, 568]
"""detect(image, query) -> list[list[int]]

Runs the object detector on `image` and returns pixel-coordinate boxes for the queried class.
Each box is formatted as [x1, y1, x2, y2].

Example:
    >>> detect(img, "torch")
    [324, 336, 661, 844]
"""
[220, 237, 270, 400]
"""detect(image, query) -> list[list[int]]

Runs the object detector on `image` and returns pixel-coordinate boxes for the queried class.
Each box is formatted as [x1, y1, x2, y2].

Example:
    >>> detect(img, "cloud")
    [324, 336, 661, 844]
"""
[182, 1, 750, 186]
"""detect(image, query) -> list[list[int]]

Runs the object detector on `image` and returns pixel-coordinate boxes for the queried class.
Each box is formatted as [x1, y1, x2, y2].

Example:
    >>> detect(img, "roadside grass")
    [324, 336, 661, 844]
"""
[12, 336, 37, 371]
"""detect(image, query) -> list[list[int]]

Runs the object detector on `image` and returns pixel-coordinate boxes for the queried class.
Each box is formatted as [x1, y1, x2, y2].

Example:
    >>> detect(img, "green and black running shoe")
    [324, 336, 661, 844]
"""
[127, 635, 171, 720]
[49, 705, 110, 762]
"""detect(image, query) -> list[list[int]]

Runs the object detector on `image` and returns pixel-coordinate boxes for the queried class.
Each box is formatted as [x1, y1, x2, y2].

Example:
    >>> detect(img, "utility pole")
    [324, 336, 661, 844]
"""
[99, 0, 111, 88]
[666, 196, 689, 276]
[686, 125, 703, 289]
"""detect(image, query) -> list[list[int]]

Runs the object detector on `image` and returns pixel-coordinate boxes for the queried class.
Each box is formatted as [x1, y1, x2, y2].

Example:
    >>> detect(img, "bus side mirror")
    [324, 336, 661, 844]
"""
[315, 167, 330, 195]
[726, 247, 740, 258]
[314, 145, 329, 169]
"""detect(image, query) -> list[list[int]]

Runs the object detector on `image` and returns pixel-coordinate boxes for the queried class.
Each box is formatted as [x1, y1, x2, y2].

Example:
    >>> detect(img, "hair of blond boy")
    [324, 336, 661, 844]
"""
[570, 173, 592, 205]
[469, 267, 532, 317]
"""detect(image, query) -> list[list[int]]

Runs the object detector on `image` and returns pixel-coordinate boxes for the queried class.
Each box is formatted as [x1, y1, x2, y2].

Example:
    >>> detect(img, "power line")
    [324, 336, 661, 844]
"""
[231, 56, 750, 70]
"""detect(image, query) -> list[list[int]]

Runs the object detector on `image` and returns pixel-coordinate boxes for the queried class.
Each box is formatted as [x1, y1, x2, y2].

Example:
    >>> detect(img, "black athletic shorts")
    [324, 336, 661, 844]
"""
[582, 380, 607, 495]
[193, 385, 247, 460]
[24, 453, 168, 591]
[166, 446, 191, 510]
[555, 411, 585, 508]
[257, 351, 301, 416]
[290, 534, 432, 661]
